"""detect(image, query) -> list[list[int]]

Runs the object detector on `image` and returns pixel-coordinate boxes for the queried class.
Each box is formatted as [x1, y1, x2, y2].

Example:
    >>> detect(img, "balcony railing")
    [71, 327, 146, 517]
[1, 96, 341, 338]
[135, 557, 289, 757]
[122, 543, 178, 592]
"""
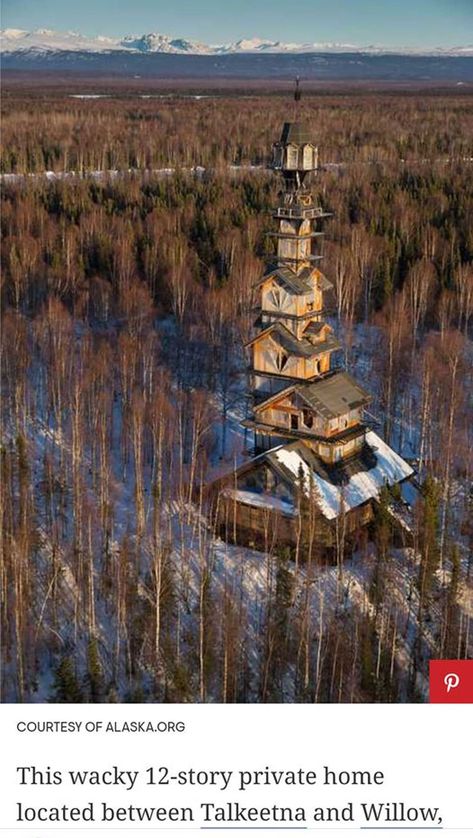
[274, 207, 333, 219]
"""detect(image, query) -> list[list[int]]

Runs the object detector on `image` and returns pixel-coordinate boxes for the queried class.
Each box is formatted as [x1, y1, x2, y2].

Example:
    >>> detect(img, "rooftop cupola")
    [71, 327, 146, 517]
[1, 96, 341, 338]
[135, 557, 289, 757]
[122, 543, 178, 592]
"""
[272, 122, 318, 191]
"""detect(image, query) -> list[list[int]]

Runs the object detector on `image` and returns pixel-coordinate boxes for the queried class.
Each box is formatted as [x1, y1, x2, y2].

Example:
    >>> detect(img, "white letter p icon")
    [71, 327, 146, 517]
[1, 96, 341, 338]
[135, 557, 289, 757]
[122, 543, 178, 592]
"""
[444, 673, 460, 693]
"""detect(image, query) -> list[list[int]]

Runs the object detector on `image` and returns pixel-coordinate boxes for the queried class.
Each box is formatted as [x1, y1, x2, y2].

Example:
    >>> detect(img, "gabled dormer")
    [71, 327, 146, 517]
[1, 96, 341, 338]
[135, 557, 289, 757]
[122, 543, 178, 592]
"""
[255, 266, 332, 337]
[248, 372, 371, 463]
[303, 320, 333, 345]
[247, 322, 340, 384]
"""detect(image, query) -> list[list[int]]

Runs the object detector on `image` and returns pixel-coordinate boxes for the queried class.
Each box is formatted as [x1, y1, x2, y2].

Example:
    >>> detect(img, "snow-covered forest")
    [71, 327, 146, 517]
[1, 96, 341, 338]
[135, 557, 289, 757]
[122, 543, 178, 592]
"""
[1, 89, 472, 703]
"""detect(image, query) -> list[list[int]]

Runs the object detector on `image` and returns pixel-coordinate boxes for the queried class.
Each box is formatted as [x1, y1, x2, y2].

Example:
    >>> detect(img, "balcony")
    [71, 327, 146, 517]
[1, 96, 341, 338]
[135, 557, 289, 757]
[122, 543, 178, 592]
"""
[242, 418, 370, 446]
[258, 306, 335, 321]
[267, 230, 325, 239]
[274, 206, 333, 220]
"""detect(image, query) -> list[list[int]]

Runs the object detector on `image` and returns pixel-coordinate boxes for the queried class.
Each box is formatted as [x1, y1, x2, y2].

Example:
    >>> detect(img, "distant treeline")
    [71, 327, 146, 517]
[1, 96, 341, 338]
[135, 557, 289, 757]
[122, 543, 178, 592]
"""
[2, 51, 473, 81]
[2, 94, 473, 173]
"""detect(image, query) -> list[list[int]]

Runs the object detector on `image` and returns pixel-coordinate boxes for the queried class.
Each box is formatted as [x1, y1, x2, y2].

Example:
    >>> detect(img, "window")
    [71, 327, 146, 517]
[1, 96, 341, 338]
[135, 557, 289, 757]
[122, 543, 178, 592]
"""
[276, 352, 288, 372]
[291, 414, 299, 431]
[264, 469, 276, 491]
[303, 145, 315, 168]
[273, 146, 283, 168]
[286, 145, 298, 168]
[269, 288, 281, 309]
[302, 410, 313, 429]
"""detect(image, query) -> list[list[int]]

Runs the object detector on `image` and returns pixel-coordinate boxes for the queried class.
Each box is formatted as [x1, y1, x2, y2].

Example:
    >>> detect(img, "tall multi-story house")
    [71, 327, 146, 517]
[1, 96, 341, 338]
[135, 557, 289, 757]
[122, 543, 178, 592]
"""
[208, 115, 413, 552]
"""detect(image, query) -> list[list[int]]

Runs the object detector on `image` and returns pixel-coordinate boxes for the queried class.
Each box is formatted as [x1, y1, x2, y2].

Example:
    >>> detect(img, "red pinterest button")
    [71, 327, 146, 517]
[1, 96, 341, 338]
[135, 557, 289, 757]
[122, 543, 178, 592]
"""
[429, 660, 473, 703]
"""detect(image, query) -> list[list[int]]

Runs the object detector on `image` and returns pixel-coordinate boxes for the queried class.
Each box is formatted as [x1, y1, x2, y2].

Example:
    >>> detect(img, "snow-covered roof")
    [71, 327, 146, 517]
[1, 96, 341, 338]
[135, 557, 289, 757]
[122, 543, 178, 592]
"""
[222, 488, 295, 516]
[271, 431, 414, 520]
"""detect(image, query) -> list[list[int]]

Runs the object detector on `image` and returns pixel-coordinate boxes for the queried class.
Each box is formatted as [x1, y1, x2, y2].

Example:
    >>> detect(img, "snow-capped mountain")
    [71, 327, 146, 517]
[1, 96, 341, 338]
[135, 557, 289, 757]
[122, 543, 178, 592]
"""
[0, 28, 210, 54]
[216, 38, 374, 54]
[0, 28, 120, 53]
[119, 33, 212, 54]
[1, 28, 472, 57]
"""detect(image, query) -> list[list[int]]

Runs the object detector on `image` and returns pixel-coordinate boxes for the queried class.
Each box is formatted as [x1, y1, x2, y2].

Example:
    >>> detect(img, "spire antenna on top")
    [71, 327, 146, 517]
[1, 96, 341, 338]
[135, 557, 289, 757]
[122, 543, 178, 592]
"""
[294, 76, 301, 119]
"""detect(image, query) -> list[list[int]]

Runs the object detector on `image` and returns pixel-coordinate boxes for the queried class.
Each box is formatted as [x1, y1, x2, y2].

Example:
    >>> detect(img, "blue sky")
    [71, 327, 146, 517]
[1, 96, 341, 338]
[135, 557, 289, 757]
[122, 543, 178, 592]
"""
[2, 0, 472, 47]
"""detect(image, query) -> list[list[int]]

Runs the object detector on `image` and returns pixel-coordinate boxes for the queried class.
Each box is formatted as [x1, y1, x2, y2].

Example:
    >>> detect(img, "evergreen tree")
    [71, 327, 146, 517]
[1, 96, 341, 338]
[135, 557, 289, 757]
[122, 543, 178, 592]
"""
[50, 656, 83, 703]
[444, 544, 461, 657]
[264, 549, 295, 700]
[417, 475, 441, 605]
[360, 616, 376, 698]
[86, 638, 104, 702]
[127, 683, 146, 703]
[370, 485, 392, 611]
[297, 465, 324, 563]
[448, 544, 460, 606]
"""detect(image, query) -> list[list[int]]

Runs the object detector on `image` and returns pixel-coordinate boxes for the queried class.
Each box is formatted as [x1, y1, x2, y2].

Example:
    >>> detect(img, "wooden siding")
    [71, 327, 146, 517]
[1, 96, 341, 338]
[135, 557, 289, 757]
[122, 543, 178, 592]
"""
[262, 282, 297, 315]
[253, 336, 327, 379]
[254, 396, 366, 464]
[260, 278, 323, 323]
[215, 493, 374, 554]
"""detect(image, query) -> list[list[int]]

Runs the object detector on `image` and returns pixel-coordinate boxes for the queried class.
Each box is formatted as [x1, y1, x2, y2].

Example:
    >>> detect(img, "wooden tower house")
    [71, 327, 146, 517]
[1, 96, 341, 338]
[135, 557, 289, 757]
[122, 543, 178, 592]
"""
[207, 103, 414, 553]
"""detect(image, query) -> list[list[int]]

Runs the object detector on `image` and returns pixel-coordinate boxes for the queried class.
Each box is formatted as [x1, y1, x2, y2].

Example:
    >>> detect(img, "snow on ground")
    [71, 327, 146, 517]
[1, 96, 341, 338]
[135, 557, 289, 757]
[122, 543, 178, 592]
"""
[3, 158, 472, 183]
[7, 395, 471, 704]
[0, 165, 264, 184]
[3, 308, 469, 702]
[160, 501, 401, 700]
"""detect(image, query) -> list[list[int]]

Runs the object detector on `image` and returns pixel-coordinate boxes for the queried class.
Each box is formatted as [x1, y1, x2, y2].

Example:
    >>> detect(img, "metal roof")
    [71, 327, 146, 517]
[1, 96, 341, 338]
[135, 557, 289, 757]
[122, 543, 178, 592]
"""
[303, 321, 327, 336]
[252, 370, 370, 417]
[279, 122, 314, 145]
[296, 372, 371, 418]
[248, 322, 341, 360]
[256, 264, 329, 296]
[271, 266, 313, 294]
[272, 324, 318, 358]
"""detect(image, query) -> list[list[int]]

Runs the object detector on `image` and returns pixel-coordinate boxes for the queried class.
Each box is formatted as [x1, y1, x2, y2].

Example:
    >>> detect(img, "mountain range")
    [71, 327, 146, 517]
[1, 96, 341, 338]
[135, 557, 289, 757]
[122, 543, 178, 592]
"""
[2, 28, 472, 57]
